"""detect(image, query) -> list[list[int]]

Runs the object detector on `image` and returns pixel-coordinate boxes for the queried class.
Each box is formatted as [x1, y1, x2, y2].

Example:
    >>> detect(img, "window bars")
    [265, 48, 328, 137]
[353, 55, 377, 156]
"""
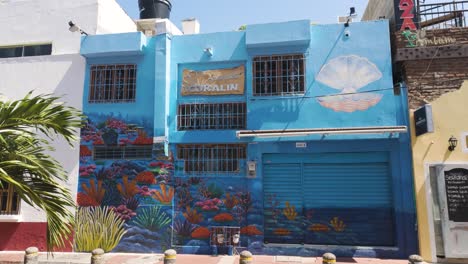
[176, 144, 247, 174]
[89, 64, 137, 103]
[93, 145, 153, 160]
[253, 54, 305, 96]
[177, 102, 246, 130]
[0, 181, 20, 215]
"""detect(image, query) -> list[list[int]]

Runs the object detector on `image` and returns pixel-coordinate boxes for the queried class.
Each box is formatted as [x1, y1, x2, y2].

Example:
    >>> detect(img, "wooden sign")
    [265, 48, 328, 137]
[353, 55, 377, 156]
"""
[444, 168, 468, 222]
[414, 104, 434, 136]
[181, 65, 245, 96]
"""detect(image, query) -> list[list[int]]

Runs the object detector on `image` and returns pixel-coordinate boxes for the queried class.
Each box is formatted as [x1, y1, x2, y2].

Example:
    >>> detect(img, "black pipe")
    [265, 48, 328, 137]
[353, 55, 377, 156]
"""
[138, 0, 172, 19]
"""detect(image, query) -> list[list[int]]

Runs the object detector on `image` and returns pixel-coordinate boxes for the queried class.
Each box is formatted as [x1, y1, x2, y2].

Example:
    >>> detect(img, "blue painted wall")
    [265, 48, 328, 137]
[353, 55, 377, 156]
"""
[76, 19, 417, 258]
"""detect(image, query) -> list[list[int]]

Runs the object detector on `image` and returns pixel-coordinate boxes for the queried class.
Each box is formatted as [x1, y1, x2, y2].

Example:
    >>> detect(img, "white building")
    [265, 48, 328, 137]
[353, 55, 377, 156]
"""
[0, 0, 136, 251]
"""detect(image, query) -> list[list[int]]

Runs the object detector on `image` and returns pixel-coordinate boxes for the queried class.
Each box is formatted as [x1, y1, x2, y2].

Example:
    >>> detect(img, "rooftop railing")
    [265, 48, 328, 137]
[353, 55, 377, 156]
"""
[417, 0, 468, 29]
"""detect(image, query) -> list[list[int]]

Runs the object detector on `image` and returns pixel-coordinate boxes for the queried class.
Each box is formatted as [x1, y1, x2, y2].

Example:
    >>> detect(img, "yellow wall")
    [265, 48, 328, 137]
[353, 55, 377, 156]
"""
[411, 81, 468, 261]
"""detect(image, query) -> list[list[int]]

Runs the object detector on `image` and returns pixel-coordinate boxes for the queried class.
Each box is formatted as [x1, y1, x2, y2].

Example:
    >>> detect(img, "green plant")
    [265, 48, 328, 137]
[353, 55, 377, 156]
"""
[74, 206, 126, 252]
[133, 206, 171, 232]
[0, 92, 82, 251]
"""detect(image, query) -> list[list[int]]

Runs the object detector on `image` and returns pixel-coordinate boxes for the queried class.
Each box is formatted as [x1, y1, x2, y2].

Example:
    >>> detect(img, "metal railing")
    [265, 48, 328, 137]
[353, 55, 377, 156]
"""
[417, 1, 468, 29]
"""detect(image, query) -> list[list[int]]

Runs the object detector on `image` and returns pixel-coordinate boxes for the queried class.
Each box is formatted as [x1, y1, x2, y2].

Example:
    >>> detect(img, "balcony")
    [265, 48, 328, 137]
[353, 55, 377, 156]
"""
[417, 1, 468, 29]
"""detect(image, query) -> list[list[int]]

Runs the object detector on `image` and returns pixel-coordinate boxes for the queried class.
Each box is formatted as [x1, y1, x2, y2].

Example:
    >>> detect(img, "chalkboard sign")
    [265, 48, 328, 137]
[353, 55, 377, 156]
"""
[444, 168, 468, 222]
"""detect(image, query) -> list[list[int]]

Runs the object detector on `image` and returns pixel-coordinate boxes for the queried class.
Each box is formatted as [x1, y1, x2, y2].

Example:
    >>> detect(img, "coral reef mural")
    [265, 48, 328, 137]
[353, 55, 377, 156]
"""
[316, 55, 384, 113]
[77, 113, 175, 253]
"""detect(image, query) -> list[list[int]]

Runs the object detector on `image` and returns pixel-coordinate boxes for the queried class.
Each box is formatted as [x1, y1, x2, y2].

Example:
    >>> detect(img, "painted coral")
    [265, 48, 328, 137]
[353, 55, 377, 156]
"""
[138, 186, 154, 197]
[330, 217, 346, 232]
[240, 225, 263, 236]
[77, 192, 99, 207]
[183, 206, 203, 224]
[283, 201, 298, 221]
[79, 145, 92, 157]
[223, 193, 239, 210]
[191, 227, 210, 239]
[111, 205, 137, 221]
[195, 198, 221, 211]
[117, 176, 139, 199]
[213, 213, 234, 222]
[152, 184, 174, 205]
[135, 171, 156, 184]
[81, 179, 105, 204]
[79, 164, 96, 177]
[273, 228, 291, 236]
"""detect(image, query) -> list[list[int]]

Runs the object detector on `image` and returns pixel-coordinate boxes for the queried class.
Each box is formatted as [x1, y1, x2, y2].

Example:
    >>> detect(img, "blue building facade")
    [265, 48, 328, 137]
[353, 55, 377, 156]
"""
[78, 20, 417, 258]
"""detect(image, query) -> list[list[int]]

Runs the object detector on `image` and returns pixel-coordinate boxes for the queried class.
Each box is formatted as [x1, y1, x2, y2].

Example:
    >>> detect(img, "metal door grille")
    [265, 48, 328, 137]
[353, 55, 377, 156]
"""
[93, 145, 153, 160]
[253, 54, 305, 96]
[0, 181, 20, 215]
[176, 144, 246, 174]
[89, 64, 137, 103]
[177, 102, 246, 130]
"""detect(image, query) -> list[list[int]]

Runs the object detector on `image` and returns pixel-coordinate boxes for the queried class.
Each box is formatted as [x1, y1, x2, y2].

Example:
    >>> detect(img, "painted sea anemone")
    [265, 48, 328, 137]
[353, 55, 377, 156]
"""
[191, 227, 210, 239]
[135, 171, 156, 184]
[240, 225, 263, 236]
[308, 224, 330, 232]
[213, 213, 234, 222]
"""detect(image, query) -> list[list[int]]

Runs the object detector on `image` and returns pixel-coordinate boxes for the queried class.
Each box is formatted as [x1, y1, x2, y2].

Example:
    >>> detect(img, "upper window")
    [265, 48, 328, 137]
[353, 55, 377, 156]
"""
[0, 44, 52, 58]
[177, 102, 246, 131]
[253, 54, 305, 96]
[0, 181, 20, 215]
[89, 64, 137, 103]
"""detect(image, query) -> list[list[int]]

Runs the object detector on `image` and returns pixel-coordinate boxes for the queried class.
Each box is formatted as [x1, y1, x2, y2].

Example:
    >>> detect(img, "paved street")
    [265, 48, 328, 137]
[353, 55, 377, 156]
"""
[0, 251, 409, 264]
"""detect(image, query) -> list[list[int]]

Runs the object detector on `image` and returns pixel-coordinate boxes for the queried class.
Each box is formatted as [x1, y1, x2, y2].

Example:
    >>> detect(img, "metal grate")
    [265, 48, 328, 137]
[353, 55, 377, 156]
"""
[418, 1, 468, 29]
[253, 54, 305, 96]
[93, 145, 153, 160]
[0, 181, 20, 215]
[177, 102, 246, 130]
[89, 64, 137, 103]
[176, 144, 246, 174]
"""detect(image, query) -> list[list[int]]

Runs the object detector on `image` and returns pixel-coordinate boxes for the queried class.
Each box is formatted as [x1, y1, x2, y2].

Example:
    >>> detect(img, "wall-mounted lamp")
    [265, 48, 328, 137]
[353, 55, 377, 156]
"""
[448, 136, 458, 151]
[344, 7, 357, 27]
[204, 47, 213, 57]
[68, 21, 89, 36]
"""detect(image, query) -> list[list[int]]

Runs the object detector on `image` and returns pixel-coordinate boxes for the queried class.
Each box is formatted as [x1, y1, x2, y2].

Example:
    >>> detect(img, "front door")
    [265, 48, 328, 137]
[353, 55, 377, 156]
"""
[436, 165, 468, 258]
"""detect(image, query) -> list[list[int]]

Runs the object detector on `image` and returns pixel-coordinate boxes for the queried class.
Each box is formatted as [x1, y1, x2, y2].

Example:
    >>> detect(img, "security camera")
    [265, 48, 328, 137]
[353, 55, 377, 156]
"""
[344, 30, 351, 38]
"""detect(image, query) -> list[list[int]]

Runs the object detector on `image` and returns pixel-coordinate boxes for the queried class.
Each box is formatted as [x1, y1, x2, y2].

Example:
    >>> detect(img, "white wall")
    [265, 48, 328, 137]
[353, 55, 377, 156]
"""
[0, 54, 85, 221]
[97, 0, 137, 34]
[0, 0, 99, 54]
[0, 0, 136, 54]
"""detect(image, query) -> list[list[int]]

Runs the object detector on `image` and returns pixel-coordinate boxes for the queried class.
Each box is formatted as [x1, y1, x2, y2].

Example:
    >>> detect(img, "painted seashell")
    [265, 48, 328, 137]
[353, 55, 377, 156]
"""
[316, 55, 382, 93]
[317, 93, 383, 113]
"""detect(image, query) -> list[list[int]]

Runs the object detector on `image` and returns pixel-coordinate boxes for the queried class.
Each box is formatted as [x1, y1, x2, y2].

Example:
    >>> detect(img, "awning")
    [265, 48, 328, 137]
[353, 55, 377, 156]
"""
[236, 126, 407, 138]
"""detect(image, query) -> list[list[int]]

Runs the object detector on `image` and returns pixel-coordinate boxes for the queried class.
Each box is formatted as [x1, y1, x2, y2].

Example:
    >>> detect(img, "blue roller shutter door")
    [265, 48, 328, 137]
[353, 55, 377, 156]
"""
[263, 152, 395, 246]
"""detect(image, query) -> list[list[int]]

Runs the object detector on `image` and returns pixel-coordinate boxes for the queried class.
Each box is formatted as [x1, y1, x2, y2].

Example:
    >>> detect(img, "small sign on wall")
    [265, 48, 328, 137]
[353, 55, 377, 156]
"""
[296, 142, 307, 148]
[414, 104, 434, 136]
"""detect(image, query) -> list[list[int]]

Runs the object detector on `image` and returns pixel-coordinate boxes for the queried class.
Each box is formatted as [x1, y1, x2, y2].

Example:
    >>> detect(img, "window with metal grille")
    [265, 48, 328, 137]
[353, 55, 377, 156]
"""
[253, 54, 305, 96]
[93, 145, 152, 160]
[177, 102, 246, 130]
[177, 144, 247, 174]
[89, 64, 137, 103]
[0, 181, 20, 215]
[0, 44, 52, 58]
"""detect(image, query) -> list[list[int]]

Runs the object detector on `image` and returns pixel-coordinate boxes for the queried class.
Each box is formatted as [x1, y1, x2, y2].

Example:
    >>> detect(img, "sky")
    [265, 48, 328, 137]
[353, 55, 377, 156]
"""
[116, 0, 370, 33]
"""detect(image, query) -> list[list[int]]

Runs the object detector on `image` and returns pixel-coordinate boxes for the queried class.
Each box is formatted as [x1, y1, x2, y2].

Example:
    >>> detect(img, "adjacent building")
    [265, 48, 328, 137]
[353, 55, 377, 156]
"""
[364, 0, 468, 261]
[78, 16, 418, 257]
[0, 0, 136, 251]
